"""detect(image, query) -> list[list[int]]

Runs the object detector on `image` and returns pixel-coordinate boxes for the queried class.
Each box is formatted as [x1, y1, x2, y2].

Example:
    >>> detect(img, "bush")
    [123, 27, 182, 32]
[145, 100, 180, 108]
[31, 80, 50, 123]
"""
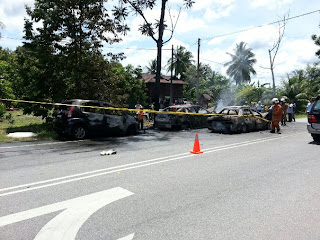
[0, 103, 6, 119]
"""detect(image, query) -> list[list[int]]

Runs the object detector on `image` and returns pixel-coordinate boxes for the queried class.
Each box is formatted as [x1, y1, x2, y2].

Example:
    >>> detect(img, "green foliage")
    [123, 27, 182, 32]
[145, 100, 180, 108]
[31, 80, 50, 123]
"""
[183, 63, 233, 106]
[235, 83, 273, 105]
[224, 41, 257, 85]
[279, 62, 320, 112]
[0, 103, 5, 119]
[13, 0, 127, 118]
[111, 63, 147, 108]
[166, 46, 194, 79]
[0, 47, 15, 100]
[146, 59, 157, 74]
[312, 34, 320, 58]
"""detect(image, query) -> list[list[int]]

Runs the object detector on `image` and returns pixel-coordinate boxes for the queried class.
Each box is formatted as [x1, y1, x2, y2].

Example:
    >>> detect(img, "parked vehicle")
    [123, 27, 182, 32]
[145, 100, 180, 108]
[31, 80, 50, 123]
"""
[154, 105, 211, 130]
[307, 95, 320, 142]
[207, 106, 269, 133]
[53, 99, 138, 139]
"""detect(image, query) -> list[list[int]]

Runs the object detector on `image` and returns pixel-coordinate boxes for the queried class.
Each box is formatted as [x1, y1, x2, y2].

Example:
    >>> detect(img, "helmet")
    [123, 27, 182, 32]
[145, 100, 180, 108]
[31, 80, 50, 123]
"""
[272, 98, 279, 103]
[281, 98, 286, 102]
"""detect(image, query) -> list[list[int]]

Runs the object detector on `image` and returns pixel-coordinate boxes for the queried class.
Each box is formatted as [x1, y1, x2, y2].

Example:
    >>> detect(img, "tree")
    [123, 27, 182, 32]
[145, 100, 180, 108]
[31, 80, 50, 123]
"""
[166, 46, 194, 79]
[15, 0, 124, 117]
[113, 0, 195, 110]
[235, 83, 273, 105]
[312, 32, 320, 58]
[146, 59, 157, 74]
[280, 63, 320, 112]
[267, 13, 289, 97]
[0, 47, 15, 100]
[0, 21, 4, 39]
[224, 41, 257, 86]
[111, 63, 147, 108]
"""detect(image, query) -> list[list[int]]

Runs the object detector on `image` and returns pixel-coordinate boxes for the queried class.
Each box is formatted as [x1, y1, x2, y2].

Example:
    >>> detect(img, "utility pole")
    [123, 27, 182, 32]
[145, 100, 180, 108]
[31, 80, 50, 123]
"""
[170, 45, 174, 105]
[196, 38, 200, 104]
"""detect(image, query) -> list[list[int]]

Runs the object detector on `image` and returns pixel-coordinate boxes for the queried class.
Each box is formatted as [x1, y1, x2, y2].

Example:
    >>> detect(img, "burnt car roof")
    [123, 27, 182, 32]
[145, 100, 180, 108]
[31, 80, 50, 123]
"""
[62, 99, 116, 107]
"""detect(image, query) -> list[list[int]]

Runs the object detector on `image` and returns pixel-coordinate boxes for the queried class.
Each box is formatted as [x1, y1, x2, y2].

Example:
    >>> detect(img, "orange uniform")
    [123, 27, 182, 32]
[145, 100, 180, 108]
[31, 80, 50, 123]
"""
[271, 104, 282, 131]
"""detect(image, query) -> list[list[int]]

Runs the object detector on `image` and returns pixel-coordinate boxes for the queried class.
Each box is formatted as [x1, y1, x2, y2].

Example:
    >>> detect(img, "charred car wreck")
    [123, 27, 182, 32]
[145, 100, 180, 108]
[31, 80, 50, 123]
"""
[53, 99, 138, 139]
[155, 105, 211, 130]
[207, 106, 269, 133]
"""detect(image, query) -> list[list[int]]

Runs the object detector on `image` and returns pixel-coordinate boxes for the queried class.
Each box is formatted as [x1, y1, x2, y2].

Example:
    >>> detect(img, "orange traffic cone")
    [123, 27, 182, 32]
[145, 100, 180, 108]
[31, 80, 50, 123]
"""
[190, 133, 203, 154]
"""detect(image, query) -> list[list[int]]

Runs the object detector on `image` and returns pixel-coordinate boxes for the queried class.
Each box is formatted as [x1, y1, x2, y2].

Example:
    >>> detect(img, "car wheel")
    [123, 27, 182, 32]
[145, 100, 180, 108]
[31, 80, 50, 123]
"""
[126, 125, 137, 135]
[181, 122, 190, 130]
[72, 125, 86, 140]
[240, 124, 248, 133]
[312, 134, 320, 142]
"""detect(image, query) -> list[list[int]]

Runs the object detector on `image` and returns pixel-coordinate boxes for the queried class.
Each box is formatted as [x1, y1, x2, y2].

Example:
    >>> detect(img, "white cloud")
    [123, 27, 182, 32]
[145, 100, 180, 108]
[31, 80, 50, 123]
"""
[250, 0, 294, 10]
[0, 0, 33, 33]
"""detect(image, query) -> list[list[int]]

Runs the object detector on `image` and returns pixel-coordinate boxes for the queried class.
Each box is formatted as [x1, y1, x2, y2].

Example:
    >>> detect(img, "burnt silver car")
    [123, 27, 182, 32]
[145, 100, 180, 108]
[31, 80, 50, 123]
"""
[53, 99, 138, 139]
[154, 105, 210, 130]
[207, 106, 269, 133]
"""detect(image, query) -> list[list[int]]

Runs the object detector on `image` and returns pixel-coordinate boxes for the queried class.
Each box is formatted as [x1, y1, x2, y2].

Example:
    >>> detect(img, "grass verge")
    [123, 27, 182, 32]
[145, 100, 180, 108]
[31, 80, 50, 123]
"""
[0, 110, 58, 143]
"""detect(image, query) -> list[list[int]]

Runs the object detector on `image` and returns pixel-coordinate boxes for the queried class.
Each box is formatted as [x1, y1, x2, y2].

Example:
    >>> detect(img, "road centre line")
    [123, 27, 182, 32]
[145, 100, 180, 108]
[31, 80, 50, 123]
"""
[0, 133, 302, 198]
[0, 135, 279, 193]
[0, 140, 86, 150]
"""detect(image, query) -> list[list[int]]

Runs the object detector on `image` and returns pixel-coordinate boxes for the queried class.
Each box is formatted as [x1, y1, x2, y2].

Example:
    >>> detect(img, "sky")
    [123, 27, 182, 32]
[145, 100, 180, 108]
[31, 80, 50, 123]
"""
[0, 0, 320, 87]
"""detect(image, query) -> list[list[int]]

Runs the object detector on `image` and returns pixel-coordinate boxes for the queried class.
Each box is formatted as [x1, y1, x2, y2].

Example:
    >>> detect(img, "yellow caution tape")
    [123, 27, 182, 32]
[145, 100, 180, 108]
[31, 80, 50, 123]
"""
[0, 98, 270, 122]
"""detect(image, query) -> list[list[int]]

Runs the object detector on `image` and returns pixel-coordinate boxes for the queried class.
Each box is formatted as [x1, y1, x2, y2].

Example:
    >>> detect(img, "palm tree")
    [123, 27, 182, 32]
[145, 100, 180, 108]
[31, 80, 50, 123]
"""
[146, 59, 157, 74]
[224, 41, 257, 85]
[0, 22, 4, 39]
[166, 46, 194, 79]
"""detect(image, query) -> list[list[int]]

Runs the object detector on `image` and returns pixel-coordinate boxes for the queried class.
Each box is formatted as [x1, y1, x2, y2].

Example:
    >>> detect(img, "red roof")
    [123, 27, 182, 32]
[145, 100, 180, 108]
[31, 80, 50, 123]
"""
[140, 73, 188, 85]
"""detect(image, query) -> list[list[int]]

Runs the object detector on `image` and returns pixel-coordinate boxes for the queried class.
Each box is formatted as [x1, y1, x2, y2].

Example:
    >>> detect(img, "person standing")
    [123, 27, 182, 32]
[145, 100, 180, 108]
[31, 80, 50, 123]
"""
[306, 97, 315, 114]
[280, 98, 288, 126]
[137, 107, 145, 133]
[270, 98, 282, 134]
[292, 101, 296, 122]
[287, 101, 294, 122]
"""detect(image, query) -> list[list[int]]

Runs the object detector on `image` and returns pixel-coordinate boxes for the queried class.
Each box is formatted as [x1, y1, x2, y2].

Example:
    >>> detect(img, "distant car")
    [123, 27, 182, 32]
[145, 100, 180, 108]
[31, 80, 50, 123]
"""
[154, 105, 211, 130]
[53, 99, 138, 139]
[307, 95, 320, 142]
[207, 106, 269, 133]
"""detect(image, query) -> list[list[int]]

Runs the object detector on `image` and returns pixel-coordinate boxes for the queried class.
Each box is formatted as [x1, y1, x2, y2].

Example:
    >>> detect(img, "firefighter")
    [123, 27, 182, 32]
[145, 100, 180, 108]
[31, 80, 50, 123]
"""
[270, 98, 282, 134]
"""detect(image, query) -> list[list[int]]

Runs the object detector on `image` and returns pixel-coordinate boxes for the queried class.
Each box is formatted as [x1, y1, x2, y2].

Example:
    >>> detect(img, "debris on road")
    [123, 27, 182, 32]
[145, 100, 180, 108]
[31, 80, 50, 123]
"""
[100, 149, 117, 156]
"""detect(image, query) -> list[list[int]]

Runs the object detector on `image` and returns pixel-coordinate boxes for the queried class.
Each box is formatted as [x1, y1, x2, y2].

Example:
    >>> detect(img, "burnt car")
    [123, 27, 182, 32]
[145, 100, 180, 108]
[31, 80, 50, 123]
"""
[207, 106, 269, 133]
[307, 95, 320, 142]
[154, 105, 211, 130]
[53, 99, 138, 139]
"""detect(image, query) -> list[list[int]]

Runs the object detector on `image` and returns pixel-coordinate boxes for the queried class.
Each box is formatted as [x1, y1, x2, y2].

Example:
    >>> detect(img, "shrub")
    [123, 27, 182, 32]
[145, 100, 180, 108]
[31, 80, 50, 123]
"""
[0, 103, 6, 119]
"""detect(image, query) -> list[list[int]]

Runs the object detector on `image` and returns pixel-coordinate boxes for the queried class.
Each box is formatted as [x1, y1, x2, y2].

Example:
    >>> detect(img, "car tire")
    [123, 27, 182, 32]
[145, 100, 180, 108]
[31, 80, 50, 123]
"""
[240, 124, 248, 133]
[126, 125, 137, 135]
[311, 134, 320, 142]
[181, 122, 190, 130]
[72, 125, 87, 140]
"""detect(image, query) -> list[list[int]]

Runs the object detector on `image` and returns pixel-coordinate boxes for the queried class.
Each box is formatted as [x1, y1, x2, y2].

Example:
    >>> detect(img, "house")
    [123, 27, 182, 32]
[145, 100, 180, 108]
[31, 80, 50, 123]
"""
[140, 73, 188, 104]
[198, 93, 212, 108]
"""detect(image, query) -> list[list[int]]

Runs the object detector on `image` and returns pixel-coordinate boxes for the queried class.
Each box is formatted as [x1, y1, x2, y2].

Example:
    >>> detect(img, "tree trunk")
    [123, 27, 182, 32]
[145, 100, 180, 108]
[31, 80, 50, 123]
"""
[154, 0, 167, 111]
[269, 49, 276, 98]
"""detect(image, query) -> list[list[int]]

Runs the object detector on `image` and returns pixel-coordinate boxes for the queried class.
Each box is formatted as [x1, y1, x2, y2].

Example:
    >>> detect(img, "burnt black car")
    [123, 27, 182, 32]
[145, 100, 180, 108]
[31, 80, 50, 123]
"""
[307, 95, 320, 142]
[53, 99, 138, 139]
[154, 105, 211, 130]
[207, 106, 269, 133]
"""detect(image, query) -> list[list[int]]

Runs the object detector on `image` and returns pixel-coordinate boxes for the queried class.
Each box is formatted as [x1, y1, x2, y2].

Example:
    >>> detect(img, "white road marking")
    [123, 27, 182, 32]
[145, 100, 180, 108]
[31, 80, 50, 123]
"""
[0, 134, 302, 198]
[118, 233, 135, 240]
[0, 188, 133, 233]
[0, 140, 86, 149]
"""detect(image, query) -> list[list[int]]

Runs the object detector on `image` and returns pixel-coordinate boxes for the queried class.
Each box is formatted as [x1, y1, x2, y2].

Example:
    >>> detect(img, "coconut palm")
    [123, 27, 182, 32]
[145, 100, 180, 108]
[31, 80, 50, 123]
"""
[224, 41, 257, 85]
[146, 59, 157, 74]
[166, 46, 194, 79]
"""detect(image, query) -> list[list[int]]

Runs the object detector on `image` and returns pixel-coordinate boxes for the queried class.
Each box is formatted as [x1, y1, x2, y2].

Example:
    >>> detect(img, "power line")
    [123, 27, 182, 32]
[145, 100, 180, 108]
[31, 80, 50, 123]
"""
[0, 36, 171, 51]
[201, 9, 320, 41]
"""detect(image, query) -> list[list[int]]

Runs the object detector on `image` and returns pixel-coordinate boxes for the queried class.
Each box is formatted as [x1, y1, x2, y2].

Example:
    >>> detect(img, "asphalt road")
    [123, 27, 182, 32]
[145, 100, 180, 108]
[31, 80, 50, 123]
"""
[1, 119, 320, 240]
